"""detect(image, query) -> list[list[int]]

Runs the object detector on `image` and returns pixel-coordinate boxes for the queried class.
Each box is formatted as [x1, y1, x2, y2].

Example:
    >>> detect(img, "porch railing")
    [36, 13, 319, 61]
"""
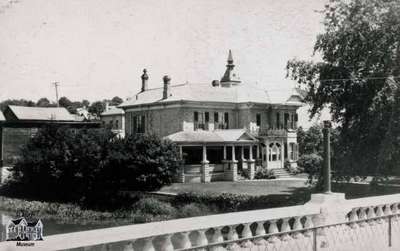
[1, 193, 400, 251]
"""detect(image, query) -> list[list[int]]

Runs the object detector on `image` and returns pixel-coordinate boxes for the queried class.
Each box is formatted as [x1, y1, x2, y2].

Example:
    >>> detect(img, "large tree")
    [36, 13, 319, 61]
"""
[110, 96, 123, 106]
[88, 101, 105, 117]
[287, 0, 400, 178]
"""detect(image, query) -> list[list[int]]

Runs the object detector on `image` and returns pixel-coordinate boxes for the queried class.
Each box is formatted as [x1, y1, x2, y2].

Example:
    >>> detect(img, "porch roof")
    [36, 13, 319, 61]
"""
[165, 129, 258, 144]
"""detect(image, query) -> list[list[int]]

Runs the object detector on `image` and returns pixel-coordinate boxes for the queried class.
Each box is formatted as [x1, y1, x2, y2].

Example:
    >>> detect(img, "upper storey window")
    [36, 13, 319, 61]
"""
[194, 111, 229, 130]
[214, 112, 229, 129]
[276, 113, 280, 129]
[224, 112, 229, 129]
[284, 113, 290, 129]
[256, 113, 261, 127]
[194, 111, 208, 130]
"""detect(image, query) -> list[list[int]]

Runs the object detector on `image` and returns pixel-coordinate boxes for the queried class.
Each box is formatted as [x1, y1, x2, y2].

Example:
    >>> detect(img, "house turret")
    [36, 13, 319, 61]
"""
[220, 50, 241, 87]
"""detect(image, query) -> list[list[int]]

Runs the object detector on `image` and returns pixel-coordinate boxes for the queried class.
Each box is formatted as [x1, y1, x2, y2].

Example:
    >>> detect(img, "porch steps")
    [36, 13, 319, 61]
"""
[270, 169, 292, 179]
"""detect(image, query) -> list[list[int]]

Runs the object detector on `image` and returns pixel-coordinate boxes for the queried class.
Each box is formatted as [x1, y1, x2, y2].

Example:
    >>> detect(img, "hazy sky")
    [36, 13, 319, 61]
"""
[0, 0, 330, 126]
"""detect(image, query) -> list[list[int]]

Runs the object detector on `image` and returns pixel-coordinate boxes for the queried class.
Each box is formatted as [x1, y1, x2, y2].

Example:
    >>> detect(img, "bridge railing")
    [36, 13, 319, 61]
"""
[1, 193, 400, 251]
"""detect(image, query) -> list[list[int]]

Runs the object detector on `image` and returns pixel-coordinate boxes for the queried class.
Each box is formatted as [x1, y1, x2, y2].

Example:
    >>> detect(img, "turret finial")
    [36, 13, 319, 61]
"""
[227, 49, 233, 63]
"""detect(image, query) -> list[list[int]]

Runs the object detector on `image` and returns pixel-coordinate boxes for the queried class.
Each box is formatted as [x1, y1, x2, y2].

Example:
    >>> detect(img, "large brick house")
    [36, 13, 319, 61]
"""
[119, 51, 303, 183]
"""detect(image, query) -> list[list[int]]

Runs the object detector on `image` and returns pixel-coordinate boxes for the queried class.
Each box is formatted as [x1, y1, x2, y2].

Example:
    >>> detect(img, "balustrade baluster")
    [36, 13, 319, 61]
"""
[367, 207, 376, 225]
[280, 218, 291, 241]
[241, 223, 253, 238]
[210, 227, 225, 251]
[142, 237, 155, 251]
[254, 221, 268, 247]
[193, 229, 208, 251]
[359, 208, 367, 227]
[392, 203, 398, 214]
[292, 216, 303, 239]
[160, 234, 174, 251]
[304, 215, 314, 237]
[240, 223, 254, 248]
[267, 220, 280, 243]
[226, 225, 240, 251]
[227, 225, 239, 241]
[178, 232, 191, 249]
[255, 221, 266, 235]
[392, 203, 399, 221]
[384, 204, 392, 216]
[349, 208, 359, 229]
[376, 205, 384, 224]
[123, 240, 135, 251]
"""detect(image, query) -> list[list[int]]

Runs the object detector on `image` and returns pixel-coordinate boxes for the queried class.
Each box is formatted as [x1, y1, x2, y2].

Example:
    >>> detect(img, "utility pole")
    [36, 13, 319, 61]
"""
[323, 120, 332, 193]
[52, 82, 59, 107]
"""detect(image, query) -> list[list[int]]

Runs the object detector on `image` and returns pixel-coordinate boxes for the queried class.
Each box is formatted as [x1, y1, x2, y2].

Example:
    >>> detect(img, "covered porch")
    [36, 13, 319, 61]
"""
[166, 129, 260, 183]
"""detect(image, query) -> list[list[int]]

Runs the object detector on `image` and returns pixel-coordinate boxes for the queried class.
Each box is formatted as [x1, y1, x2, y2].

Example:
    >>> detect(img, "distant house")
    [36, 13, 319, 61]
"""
[100, 105, 125, 138]
[0, 105, 101, 183]
[6, 217, 43, 241]
[76, 107, 98, 121]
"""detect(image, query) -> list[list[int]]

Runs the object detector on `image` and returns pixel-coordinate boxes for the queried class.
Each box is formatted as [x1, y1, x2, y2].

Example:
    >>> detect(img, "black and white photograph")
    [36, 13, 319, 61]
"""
[0, 0, 400, 250]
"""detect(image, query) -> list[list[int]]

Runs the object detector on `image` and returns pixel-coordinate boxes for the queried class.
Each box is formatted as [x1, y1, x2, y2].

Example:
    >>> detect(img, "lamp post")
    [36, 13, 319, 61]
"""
[323, 120, 332, 193]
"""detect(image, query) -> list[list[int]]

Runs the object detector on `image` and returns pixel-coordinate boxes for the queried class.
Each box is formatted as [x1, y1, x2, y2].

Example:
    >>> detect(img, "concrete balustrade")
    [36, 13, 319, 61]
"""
[2, 193, 400, 251]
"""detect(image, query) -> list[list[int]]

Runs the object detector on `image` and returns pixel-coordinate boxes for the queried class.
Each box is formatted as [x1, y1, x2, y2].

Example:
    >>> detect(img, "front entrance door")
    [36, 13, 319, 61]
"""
[268, 142, 282, 169]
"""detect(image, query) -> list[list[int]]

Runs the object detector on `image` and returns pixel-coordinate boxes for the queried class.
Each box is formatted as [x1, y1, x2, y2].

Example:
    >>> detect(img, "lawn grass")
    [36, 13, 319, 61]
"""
[161, 179, 400, 202]
[160, 179, 308, 196]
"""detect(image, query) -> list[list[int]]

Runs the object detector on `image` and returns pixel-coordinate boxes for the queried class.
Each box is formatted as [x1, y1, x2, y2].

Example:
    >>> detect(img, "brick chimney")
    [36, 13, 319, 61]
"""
[141, 69, 149, 92]
[163, 75, 171, 99]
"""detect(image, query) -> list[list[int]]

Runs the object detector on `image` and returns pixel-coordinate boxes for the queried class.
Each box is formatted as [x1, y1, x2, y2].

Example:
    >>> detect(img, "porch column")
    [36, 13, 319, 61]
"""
[223, 145, 227, 160]
[240, 145, 247, 170]
[281, 141, 285, 169]
[222, 145, 228, 172]
[177, 146, 184, 183]
[256, 144, 260, 159]
[247, 145, 255, 180]
[225, 145, 238, 182]
[265, 142, 269, 169]
[201, 145, 210, 183]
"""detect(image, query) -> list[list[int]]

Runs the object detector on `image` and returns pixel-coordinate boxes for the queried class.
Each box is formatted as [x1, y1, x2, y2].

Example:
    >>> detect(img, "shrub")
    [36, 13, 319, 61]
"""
[177, 203, 217, 218]
[237, 168, 250, 179]
[174, 192, 309, 212]
[132, 197, 177, 217]
[254, 168, 276, 179]
[6, 125, 180, 208]
[297, 153, 323, 184]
